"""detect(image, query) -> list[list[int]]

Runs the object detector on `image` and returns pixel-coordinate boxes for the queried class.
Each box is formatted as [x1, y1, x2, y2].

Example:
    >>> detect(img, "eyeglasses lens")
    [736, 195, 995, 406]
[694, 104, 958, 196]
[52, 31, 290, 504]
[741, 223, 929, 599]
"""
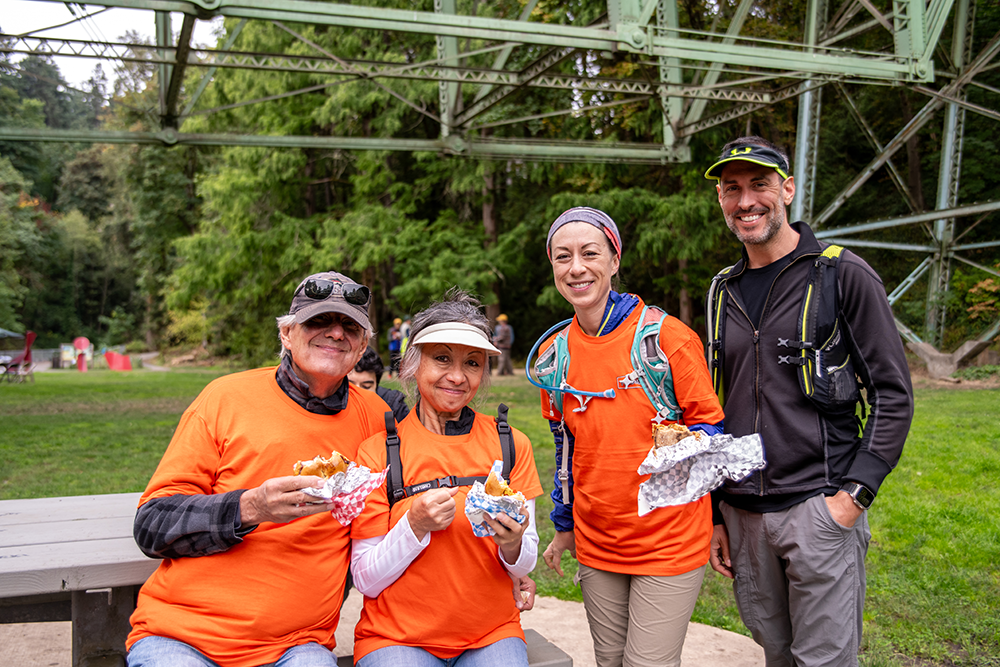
[342, 285, 371, 306]
[303, 279, 334, 300]
[302, 279, 370, 306]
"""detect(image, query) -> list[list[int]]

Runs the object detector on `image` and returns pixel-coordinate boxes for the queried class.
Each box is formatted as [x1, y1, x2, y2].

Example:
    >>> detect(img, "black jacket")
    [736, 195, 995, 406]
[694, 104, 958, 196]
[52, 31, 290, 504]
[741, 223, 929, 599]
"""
[714, 222, 913, 512]
[376, 385, 410, 424]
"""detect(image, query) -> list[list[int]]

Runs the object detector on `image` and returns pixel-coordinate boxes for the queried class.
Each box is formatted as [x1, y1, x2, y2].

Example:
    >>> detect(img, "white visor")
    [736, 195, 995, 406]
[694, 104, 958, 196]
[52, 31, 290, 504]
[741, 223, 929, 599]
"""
[409, 322, 502, 356]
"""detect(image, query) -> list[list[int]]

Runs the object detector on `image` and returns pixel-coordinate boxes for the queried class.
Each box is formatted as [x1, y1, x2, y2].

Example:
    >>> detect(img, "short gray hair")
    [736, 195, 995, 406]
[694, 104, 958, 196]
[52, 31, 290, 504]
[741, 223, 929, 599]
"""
[275, 313, 371, 360]
[399, 287, 493, 404]
[276, 314, 297, 359]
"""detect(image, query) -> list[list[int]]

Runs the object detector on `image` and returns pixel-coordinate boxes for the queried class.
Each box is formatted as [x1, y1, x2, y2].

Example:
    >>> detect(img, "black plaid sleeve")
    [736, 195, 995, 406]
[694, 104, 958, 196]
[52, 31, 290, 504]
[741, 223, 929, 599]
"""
[133, 490, 250, 559]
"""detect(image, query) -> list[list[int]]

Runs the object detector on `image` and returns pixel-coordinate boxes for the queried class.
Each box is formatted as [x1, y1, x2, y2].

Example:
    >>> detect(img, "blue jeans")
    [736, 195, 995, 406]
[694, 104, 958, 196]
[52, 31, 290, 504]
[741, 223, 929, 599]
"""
[356, 637, 528, 667]
[127, 636, 339, 667]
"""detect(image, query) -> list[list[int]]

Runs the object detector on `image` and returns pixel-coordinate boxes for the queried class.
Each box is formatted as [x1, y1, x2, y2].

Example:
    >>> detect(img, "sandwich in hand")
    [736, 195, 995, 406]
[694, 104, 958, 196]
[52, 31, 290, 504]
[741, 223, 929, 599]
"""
[483, 470, 525, 505]
[651, 423, 701, 449]
[293, 451, 351, 478]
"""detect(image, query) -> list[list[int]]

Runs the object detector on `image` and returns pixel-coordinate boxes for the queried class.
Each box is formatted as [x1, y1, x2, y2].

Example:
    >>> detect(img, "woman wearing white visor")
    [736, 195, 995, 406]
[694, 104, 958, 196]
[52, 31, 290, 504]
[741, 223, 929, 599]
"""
[348, 288, 542, 667]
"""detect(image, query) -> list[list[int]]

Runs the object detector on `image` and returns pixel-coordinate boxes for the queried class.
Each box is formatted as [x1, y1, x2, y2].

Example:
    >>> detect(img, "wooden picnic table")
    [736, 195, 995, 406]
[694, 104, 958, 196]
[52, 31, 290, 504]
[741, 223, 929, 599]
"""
[0, 493, 157, 667]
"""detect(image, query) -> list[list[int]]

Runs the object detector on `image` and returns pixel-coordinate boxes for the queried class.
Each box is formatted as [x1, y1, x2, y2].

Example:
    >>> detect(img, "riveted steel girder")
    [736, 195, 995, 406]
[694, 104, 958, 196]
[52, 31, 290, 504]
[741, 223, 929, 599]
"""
[18, 0, 937, 81]
[0, 126, 687, 163]
[0, 35, 775, 105]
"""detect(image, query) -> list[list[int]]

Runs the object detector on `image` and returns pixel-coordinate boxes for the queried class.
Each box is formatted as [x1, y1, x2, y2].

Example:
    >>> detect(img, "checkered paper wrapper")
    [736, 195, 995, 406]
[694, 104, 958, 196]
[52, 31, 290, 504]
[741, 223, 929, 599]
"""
[302, 463, 389, 526]
[636, 433, 764, 516]
[464, 460, 527, 538]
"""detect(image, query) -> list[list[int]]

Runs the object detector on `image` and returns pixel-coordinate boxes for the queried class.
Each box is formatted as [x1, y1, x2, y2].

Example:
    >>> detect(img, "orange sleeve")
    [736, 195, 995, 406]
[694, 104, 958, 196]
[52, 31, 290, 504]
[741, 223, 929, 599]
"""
[140, 390, 224, 505]
[660, 317, 725, 427]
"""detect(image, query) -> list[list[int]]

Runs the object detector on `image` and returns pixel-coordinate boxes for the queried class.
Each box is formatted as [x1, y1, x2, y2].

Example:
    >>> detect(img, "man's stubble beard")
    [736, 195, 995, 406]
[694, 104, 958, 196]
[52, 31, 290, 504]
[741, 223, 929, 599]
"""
[725, 205, 785, 247]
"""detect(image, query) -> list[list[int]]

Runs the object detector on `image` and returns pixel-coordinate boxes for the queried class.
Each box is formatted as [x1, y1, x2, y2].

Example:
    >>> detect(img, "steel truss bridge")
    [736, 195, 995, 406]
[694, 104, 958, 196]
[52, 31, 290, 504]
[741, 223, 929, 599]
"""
[1, 0, 998, 366]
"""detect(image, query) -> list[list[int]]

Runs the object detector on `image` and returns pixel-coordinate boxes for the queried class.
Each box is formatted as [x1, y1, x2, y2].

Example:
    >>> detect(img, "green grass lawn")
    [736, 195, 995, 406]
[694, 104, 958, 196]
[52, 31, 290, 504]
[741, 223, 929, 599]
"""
[1, 369, 997, 666]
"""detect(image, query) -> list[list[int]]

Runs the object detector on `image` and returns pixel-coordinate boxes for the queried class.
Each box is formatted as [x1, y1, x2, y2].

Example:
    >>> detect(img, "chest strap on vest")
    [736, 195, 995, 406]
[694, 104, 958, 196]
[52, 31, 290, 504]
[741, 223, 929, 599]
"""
[386, 404, 517, 508]
[384, 411, 404, 506]
[778, 355, 808, 366]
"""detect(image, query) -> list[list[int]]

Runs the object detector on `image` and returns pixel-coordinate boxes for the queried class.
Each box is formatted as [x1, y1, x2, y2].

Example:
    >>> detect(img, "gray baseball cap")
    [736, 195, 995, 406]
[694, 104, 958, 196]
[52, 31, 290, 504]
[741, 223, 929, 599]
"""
[289, 271, 372, 332]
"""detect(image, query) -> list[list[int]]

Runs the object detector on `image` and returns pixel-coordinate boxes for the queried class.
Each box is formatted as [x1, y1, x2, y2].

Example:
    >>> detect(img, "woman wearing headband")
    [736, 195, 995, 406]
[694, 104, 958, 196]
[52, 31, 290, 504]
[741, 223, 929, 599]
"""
[539, 207, 725, 667]
[348, 288, 542, 667]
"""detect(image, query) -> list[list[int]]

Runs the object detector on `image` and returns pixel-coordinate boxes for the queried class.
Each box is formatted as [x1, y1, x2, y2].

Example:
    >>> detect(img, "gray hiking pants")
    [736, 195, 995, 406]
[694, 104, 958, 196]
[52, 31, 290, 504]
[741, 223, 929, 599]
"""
[720, 494, 871, 667]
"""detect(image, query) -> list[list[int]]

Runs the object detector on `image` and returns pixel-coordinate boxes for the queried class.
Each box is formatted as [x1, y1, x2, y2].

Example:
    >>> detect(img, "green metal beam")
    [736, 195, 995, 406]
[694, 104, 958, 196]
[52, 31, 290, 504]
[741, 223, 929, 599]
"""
[953, 253, 1000, 280]
[791, 0, 826, 223]
[657, 0, 682, 147]
[925, 0, 972, 345]
[834, 82, 920, 212]
[814, 26, 999, 226]
[679, 80, 814, 137]
[164, 14, 196, 128]
[469, 0, 539, 106]
[953, 240, 1000, 252]
[24, 0, 934, 81]
[887, 256, 934, 305]
[155, 11, 172, 119]
[0, 126, 686, 163]
[454, 47, 574, 127]
[182, 18, 247, 119]
[681, 0, 752, 139]
[435, 0, 459, 138]
[0, 35, 774, 104]
[818, 239, 937, 252]
[814, 199, 1000, 238]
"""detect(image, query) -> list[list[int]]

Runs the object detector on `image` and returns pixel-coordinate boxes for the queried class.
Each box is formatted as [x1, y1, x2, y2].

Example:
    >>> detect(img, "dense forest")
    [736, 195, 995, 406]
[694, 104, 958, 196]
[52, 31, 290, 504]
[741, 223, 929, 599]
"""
[1, 0, 998, 365]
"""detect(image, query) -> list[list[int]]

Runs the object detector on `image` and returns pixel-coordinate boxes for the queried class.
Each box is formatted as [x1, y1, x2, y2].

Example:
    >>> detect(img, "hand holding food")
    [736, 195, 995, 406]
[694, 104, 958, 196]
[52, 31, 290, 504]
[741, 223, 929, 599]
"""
[292, 450, 389, 526]
[464, 461, 528, 538]
[484, 503, 529, 558]
[239, 476, 333, 527]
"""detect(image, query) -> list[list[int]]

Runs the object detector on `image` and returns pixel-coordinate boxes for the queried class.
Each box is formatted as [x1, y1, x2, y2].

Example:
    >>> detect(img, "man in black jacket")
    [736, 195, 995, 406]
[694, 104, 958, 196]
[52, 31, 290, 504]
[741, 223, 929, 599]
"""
[705, 136, 913, 667]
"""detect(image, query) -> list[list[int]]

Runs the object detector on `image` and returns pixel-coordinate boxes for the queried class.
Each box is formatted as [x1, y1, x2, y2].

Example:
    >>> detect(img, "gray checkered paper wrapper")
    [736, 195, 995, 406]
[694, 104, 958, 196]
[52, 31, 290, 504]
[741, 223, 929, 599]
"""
[636, 433, 764, 516]
[464, 459, 527, 538]
[301, 463, 389, 526]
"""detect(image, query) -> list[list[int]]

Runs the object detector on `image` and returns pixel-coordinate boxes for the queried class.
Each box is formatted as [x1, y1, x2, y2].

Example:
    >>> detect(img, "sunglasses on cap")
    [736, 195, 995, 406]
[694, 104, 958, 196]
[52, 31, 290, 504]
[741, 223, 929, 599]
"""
[296, 278, 371, 306]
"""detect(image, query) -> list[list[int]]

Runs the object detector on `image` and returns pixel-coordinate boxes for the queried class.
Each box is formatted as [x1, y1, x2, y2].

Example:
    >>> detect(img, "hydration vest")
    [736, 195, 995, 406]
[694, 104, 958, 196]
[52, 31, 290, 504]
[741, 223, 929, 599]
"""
[534, 305, 682, 423]
[706, 245, 863, 413]
[384, 405, 516, 509]
[532, 306, 683, 502]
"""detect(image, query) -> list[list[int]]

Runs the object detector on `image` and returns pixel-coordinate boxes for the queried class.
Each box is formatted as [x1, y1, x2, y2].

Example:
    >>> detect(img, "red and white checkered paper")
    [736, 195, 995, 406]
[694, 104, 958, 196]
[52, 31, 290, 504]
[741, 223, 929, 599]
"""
[329, 467, 389, 526]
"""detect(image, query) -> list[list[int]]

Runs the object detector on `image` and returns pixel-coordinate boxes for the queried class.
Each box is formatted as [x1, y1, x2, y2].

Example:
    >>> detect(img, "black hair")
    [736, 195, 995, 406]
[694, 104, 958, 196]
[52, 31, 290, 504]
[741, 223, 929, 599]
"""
[354, 346, 385, 386]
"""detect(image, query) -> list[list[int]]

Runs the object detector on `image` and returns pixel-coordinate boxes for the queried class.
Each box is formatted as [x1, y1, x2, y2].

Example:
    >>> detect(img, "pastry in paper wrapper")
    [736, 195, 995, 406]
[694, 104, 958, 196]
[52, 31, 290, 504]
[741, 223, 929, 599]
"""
[464, 460, 527, 537]
[298, 455, 389, 526]
[636, 431, 765, 516]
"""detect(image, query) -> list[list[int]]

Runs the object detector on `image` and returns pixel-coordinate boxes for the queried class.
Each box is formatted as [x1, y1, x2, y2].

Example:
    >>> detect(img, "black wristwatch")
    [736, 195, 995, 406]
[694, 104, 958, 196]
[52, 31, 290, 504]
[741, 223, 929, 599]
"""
[840, 482, 875, 510]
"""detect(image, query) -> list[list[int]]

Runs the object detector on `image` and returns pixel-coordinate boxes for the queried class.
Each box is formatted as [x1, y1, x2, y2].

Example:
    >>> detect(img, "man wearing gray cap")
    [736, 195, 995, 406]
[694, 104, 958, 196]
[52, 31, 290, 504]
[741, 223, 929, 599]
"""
[126, 271, 389, 667]
[704, 137, 913, 667]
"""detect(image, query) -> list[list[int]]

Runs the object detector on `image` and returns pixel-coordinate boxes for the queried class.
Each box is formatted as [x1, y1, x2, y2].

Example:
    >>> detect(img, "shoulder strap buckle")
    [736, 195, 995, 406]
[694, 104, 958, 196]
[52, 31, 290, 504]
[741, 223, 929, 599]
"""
[433, 475, 460, 489]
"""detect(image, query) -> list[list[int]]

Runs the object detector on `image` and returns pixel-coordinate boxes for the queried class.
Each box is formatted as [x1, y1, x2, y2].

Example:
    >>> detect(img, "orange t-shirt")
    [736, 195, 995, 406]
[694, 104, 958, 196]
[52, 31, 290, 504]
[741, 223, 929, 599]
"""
[127, 367, 388, 667]
[351, 409, 543, 660]
[540, 300, 725, 576]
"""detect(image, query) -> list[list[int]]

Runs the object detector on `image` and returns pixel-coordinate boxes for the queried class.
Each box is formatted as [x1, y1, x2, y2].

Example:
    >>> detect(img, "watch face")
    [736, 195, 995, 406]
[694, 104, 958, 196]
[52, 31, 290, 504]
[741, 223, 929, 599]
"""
[854, 485, 875, 509]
